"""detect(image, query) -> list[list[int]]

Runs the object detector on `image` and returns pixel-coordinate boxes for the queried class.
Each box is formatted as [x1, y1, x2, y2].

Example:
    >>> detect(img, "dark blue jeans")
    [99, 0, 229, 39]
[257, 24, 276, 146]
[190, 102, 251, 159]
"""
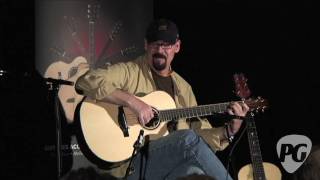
[126, 129, 233, 180]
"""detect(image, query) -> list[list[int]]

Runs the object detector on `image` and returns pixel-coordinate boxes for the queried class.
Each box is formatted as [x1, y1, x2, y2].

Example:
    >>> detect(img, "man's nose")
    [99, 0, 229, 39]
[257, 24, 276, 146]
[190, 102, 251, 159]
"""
[155, 45, 166, 52]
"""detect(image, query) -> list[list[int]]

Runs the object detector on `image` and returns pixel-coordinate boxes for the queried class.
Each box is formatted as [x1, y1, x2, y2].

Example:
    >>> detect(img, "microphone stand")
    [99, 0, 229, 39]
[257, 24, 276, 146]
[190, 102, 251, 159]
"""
[45, 77, 73, 180]
[124, 129, 145, 179]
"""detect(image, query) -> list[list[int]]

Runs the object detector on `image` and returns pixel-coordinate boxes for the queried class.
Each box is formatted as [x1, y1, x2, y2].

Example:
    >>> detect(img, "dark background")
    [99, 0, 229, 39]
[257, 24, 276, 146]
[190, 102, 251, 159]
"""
[154, 1, 318, 179]
[1, 0, 318, 179]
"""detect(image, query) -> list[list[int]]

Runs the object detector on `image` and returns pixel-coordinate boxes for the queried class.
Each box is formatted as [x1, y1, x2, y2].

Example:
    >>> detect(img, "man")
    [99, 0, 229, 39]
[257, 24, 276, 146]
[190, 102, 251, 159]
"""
[75, 18, 249, 180]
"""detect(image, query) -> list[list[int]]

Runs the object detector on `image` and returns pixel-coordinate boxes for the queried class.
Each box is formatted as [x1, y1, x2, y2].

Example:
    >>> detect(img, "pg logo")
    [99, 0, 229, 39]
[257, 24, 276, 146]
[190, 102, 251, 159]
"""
[276, 134, 312, 173]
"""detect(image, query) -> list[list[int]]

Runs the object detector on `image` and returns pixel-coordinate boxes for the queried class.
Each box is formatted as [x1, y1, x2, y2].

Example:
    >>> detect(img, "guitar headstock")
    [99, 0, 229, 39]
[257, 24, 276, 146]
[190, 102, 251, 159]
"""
[49, 46, 70, 60]
[104, 46, 138, 65]
[87, 1, 100, 23]
[234, 73, 251, 99]
[233, 73, 268, 113]
[244, 97, 269, 112]
[120, 46, 137, 56]
[109, 21, 123, 41]
[64, 16, 77, 34]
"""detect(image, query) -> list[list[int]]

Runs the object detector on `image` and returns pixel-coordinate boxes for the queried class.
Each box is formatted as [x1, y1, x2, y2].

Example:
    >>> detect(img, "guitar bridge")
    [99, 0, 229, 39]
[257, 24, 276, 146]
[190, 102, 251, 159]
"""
[118, 106, 129, 137]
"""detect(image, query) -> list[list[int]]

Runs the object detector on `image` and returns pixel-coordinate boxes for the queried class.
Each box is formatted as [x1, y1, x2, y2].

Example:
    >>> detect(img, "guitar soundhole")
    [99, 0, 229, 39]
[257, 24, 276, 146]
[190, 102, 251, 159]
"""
[143, 117, 160, 130]
[69, 66, 78, 77]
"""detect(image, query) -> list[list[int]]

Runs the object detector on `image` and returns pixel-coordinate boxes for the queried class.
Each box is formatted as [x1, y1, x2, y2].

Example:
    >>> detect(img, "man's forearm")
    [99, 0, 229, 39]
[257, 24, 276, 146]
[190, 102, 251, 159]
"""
[101, 89, 138, 108]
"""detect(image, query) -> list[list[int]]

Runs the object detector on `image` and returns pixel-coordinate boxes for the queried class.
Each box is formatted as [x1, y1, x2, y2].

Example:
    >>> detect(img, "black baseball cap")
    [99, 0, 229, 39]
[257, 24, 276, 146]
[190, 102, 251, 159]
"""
[146, 19, 179, 44]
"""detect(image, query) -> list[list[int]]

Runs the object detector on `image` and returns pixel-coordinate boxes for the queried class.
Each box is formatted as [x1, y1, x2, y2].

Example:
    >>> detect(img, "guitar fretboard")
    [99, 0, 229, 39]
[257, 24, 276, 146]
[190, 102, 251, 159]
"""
[89, 21, 95, 63]
[246, 115, 266, 180]
[158, 102, 230, 121]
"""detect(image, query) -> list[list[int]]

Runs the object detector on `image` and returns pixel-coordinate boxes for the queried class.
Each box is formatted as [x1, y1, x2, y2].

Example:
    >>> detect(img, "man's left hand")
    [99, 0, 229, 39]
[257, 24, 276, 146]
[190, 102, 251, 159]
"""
[227, 102, 249, 135]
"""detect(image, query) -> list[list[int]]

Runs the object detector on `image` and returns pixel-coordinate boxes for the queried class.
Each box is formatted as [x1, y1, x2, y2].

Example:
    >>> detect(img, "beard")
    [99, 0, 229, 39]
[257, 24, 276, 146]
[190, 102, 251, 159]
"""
[152, 53, 167, 71]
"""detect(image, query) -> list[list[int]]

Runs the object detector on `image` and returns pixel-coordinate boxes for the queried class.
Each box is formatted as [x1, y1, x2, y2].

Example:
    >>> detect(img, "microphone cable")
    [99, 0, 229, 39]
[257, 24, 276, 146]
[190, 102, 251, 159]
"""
[225, 123, 248, 180]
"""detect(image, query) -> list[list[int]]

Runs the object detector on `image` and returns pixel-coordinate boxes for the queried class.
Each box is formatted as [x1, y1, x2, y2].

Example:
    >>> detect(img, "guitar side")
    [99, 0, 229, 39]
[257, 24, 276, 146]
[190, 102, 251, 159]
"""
[238, 162, 282, 180]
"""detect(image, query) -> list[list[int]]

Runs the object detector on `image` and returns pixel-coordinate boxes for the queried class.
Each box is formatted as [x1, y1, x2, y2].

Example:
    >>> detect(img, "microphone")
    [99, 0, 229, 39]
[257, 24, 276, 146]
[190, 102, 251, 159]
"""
[138, 129, 144, 144]
[45, 78, 74, 86]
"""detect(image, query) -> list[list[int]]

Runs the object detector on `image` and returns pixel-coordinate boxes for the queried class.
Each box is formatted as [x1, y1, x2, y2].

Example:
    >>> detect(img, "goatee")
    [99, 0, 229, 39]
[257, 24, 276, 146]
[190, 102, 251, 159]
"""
[152, 53, 167, 71]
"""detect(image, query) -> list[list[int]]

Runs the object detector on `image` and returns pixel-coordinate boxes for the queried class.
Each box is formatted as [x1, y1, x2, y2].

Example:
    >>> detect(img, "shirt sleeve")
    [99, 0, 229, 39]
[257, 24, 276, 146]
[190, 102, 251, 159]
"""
[75, 63, 130, 100]
[183, 86, 229, 151]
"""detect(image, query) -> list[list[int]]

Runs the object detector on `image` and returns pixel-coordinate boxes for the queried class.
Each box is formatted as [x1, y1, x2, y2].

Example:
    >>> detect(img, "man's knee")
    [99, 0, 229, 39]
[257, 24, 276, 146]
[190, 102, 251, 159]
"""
[174, 129, 200, 148]
[176, 130, 216, 158]
[186, 166, 205, 175]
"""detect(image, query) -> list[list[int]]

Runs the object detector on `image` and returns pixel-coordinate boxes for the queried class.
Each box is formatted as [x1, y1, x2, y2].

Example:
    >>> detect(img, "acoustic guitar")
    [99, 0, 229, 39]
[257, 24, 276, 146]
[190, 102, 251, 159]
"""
[56, 2, 100, 123]
[234, 73, 282, 180]
[79, 90, 268, 164]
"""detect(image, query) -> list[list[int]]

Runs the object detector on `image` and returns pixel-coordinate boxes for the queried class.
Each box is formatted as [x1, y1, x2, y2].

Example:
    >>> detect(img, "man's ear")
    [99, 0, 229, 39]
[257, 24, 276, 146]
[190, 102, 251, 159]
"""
[144, 39, 148, 51]
[174, 40, 181, 53]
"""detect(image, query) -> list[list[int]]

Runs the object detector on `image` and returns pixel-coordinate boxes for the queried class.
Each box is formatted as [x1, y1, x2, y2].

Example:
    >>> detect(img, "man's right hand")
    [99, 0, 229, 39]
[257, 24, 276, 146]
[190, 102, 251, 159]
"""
[127, 97, 154, 125]
[104, 90, 154, 125]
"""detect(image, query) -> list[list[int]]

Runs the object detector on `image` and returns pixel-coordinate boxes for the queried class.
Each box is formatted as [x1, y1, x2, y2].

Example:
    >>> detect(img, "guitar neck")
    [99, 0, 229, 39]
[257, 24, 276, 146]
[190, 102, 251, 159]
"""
[87, 1, 99, 64]
[72, 33, 87, 57]
[246, 115, 266, 180]
[94, 44, 120, 68]
[50, 47, 72, 61]
[158, 102, 231, 121]
[157, 97, 266, 121]
[65, 16, 87, 57]
[95, 21, 122, 69]
[95, 47, 133, 67]
[89, 21, 95, 64]
[96, 36, 113, 67]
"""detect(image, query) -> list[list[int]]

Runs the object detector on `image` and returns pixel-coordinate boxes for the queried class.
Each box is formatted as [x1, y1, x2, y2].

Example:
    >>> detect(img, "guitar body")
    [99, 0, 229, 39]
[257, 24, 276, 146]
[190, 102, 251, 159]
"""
[79, 91, 175, 163]
[44, 56, 89, 123]
[238, 162, 282, 180]
[44, 56, 87, 79]
[58, 63, 90, 123]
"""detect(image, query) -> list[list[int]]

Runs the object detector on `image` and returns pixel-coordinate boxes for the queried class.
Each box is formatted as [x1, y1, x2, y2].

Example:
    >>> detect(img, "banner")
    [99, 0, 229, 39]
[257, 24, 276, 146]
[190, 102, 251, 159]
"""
[35, 0, 153, 179]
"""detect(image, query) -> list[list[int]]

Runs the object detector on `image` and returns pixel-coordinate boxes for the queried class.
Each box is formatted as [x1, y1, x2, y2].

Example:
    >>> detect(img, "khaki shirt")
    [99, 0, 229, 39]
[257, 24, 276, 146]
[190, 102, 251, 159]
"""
[75, 54, 229, 177]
